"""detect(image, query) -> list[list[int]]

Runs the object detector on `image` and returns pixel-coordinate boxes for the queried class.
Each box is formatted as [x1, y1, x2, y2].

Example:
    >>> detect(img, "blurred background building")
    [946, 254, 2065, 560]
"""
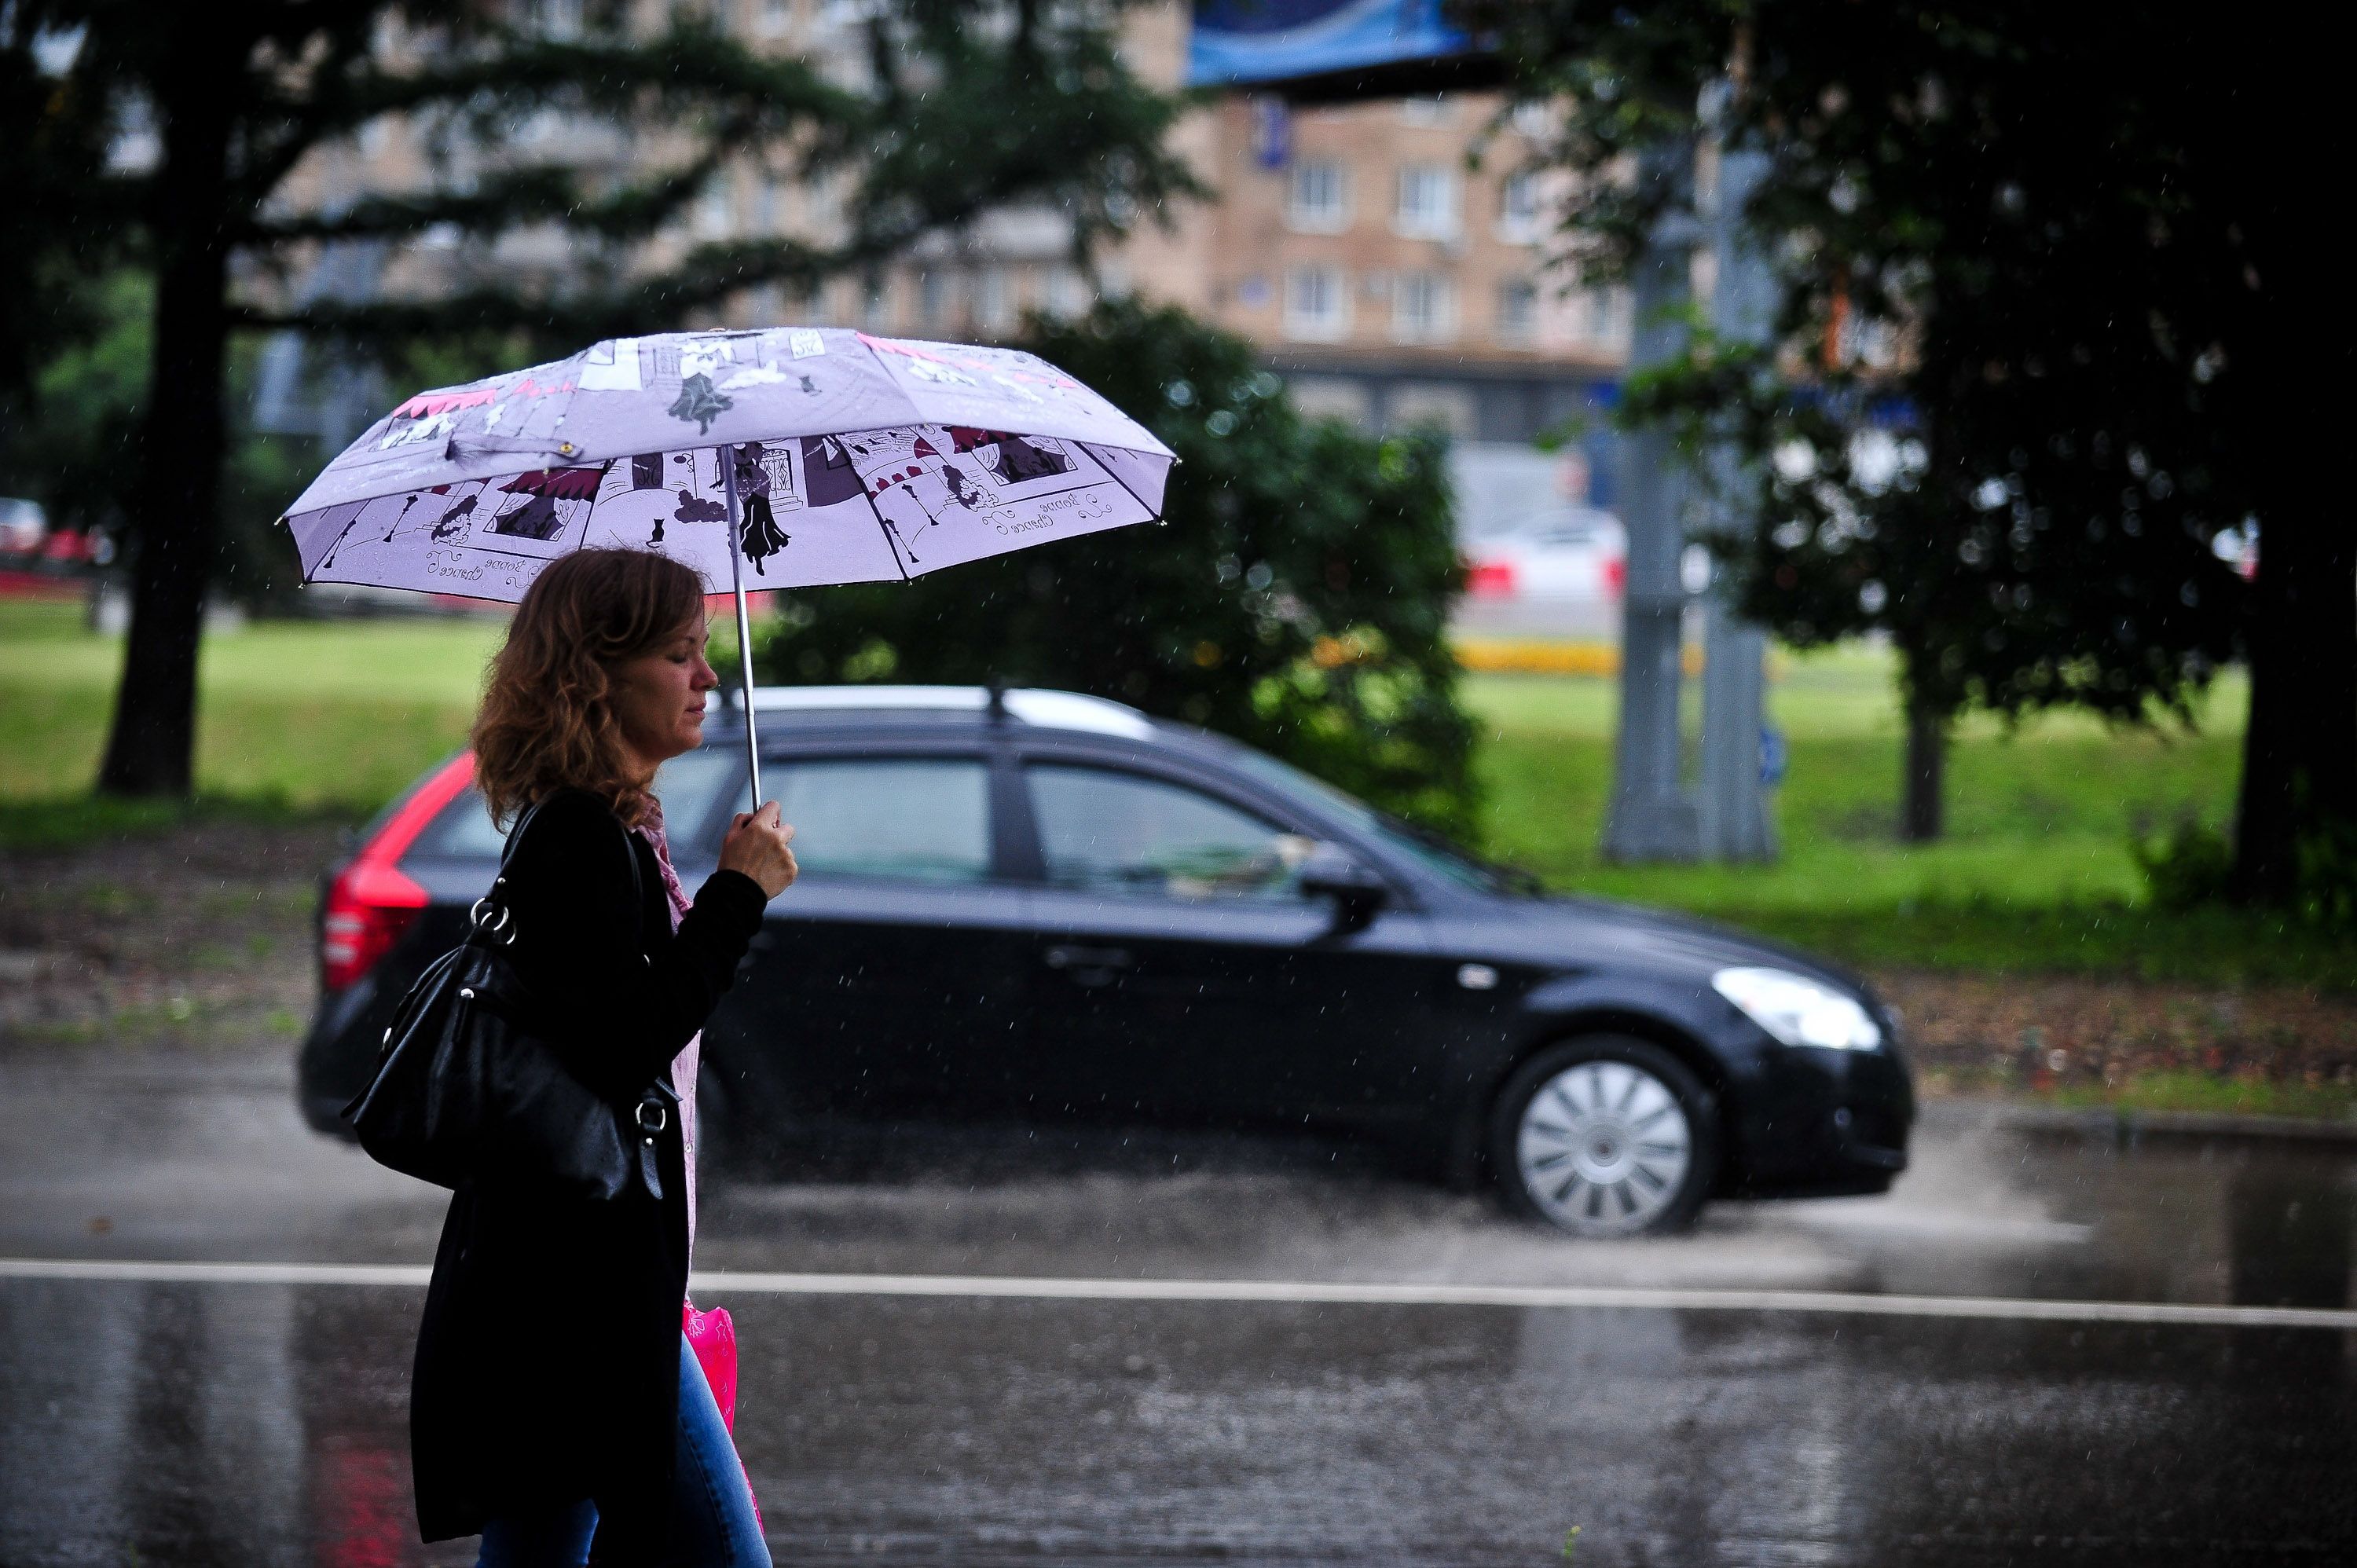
[255, 0, 1632, 639]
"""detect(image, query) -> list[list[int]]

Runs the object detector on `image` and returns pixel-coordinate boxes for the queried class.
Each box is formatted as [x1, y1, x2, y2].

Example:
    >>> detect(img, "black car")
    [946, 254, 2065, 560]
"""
[299, 685, 1910, 1237]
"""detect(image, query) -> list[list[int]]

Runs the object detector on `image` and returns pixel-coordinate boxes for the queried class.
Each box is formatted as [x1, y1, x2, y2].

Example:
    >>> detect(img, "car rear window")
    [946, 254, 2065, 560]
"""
[406, 749, 743, 860]
[764, 757, 992, 883]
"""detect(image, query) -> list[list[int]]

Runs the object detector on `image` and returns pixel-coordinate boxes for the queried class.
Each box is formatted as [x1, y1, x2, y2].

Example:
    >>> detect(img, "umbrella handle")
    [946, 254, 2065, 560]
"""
[720, 447, 763, 807]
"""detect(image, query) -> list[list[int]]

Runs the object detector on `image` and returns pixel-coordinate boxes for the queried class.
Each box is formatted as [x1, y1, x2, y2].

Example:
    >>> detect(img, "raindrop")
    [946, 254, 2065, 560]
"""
[1859, 581, 1888, 614]
[1205, 409, 1237, 437]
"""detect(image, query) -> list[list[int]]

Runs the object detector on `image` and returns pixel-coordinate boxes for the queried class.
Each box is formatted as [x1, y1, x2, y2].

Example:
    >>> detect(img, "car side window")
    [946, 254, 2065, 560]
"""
[1026, 764, 1317, 902]
[765, 757, 993, 884]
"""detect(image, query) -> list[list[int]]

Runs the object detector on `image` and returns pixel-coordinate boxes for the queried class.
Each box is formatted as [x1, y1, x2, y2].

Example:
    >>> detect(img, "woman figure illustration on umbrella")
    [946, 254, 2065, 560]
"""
[729, 443, 788, 575]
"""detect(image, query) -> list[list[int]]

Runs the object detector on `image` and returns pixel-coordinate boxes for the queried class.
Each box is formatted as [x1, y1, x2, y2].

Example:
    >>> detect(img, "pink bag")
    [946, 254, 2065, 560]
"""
[683, 1301, 763, 1526]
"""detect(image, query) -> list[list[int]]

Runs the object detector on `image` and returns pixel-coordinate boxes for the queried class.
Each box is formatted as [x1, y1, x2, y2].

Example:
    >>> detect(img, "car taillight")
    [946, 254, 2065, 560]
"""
[321, 753, 474, 992]
[1466, 560, 1517, 596]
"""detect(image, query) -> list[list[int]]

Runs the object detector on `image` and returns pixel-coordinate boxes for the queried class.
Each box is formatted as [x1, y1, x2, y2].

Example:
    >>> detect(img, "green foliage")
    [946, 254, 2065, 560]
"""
[2133, 818, 2236, 914]
[2131, 802, 2357, 934]
[0, 272, 318, 610]
[750, 299, 1479, 837]
[2296, 819, 2357, 932]
[1470, 4, 2263, 738]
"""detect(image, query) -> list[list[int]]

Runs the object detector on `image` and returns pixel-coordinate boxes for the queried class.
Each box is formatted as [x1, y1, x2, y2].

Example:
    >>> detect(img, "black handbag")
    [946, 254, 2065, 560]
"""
[341, 799, 674, 1202]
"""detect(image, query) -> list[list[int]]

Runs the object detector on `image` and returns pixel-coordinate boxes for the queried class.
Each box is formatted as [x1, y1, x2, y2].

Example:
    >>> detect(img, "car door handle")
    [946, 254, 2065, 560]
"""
[1043, 944, 1134, 984]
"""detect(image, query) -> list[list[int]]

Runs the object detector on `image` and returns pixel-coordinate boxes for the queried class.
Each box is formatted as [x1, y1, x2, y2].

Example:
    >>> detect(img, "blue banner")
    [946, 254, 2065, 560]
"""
[1188, 0, 1479, 90]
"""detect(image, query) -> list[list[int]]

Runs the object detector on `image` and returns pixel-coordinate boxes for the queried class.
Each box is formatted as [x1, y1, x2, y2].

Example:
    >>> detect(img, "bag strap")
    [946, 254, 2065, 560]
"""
[471, 794, 647, 948]
[614, 814, 647, 954]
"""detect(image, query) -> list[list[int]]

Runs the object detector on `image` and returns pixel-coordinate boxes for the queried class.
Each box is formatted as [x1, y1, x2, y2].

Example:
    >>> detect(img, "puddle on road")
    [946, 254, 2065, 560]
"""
[1766, 1115, 2357, 1310]
[690, 1112, 2357, 1313]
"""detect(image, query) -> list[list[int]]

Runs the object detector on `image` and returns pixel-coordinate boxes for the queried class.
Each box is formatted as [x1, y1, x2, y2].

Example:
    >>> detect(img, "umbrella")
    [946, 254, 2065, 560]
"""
[281, 328, 1175, 800]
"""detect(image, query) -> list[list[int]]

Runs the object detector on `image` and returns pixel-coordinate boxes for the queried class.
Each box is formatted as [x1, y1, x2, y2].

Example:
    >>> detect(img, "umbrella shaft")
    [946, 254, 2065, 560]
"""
[721, 449, 764, 806]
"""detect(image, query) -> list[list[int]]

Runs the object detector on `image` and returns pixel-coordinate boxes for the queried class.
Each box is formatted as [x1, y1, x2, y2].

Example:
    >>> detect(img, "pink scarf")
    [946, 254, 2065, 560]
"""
[635, 803, 702, 1258]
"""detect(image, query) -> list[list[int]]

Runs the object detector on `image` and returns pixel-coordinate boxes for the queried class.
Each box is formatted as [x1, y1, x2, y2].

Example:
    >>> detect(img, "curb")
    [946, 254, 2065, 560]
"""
[1921, 1095, 2357, 1147]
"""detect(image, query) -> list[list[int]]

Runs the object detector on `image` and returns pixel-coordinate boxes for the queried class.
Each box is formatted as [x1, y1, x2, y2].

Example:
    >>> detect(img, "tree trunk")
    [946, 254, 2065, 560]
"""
[96, 51, 237, 799]
[2232, 515, 2357, 903]
[1901, 690, 1947, 844]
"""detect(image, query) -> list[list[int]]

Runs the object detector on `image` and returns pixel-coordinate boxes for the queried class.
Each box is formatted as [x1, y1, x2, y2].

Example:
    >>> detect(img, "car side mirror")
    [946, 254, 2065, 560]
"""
[1299, 844, 1388, 933]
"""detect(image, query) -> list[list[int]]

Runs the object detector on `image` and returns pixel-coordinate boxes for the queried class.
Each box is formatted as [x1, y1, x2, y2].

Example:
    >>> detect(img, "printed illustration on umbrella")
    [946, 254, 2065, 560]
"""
[280, 324, 1178, 801]
[486, 465, 607, 547]
[729, 442, 790, 575]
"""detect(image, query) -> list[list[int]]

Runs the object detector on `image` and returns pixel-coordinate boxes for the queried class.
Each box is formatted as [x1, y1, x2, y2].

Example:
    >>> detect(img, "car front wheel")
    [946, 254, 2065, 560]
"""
[1490, 1036, 1718, 1237]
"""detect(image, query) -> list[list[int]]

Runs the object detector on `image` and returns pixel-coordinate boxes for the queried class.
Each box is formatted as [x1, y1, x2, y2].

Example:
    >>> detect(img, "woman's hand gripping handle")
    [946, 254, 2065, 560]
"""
[719, 800, 798, 898]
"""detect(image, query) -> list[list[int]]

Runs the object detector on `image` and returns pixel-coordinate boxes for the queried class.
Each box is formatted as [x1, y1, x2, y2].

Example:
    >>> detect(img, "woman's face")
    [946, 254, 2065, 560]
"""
[609, 616, 717, 772]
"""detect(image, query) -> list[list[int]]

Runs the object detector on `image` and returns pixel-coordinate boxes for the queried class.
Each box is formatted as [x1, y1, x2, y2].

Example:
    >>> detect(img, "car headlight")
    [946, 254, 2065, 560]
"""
[1711, 966, 1882, 1051]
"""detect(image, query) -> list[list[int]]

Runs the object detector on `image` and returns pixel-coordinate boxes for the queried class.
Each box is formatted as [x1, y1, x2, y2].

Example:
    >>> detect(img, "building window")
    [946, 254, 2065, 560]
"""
[1392, 272, 1455, 343]
[1284, 265, 1350, 341]
[917, 268, 959, 331]
[1399, 94, 1450, 126]
[1043, 266, 1087, 318]
[1495, 279, 1538, 345]
[695, 174, 734, 239]
[804, 172, 841, 234]
[522, 0, 584, 40]
[1583, 286, 1631, 344]
[1394, 164, 1459, 240]
[974, 266, 1012, 332]
[1497, 170, 1543, 243]
[1287, 159, 1350, 233]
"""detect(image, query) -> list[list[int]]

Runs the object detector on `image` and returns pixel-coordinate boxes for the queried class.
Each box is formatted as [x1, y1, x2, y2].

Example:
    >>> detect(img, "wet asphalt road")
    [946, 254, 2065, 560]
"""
[2, 1049, 2355, 1565]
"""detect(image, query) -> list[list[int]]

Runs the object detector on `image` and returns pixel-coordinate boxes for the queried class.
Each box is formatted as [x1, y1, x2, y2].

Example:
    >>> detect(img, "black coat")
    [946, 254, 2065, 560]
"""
[411, 787, 766, 1555]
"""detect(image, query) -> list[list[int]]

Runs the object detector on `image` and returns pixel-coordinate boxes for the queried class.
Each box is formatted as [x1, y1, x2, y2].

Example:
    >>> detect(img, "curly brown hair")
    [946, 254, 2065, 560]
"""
[472, 548, 708, 829]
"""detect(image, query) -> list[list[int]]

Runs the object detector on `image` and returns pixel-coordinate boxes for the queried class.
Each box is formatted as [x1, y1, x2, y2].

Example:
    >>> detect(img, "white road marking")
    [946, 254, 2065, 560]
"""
[2, 1257, 2352, 1331]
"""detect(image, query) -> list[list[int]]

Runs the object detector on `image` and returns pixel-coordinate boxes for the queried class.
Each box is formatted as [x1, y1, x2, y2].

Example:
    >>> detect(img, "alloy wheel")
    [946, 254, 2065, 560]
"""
[1514, 1057, 1695, 1236]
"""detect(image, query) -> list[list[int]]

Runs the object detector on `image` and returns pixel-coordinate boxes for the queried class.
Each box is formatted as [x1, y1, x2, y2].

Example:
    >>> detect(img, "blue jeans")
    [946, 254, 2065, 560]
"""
[475, 1335, 770, 1568]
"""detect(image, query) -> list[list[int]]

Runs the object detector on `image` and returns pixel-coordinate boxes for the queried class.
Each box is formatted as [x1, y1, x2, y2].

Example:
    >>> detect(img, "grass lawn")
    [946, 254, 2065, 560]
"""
[1466, 651, 2357, 988]
[5, 597, 2346, 988]
[0, 599, 503, 843]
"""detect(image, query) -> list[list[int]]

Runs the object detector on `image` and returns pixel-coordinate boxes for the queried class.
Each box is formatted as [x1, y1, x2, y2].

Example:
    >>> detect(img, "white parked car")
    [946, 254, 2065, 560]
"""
[1464, 507, 1628, 603]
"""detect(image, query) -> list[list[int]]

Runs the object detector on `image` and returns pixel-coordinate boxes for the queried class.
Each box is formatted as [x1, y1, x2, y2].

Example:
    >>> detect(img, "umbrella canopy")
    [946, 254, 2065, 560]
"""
[281, 327, 1175, 801]
[281, 327, 1174, 603]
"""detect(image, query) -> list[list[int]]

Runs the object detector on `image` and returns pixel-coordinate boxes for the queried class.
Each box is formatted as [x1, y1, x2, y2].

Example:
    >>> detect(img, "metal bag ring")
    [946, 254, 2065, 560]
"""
[636, 1101, 669, 1137]
[468, 899, 515, 943]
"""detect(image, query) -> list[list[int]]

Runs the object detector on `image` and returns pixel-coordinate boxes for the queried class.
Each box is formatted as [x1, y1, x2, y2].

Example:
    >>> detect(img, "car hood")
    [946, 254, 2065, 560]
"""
[1453, 893, 1873, 998]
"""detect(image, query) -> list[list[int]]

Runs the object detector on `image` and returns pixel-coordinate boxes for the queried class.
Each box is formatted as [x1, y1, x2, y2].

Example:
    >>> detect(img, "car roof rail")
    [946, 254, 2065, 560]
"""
[742, 683, 1158, 741]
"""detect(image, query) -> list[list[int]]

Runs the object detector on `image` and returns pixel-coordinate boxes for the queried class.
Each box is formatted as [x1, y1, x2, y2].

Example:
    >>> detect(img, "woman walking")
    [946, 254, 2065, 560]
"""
[411, 548, 797, 1566]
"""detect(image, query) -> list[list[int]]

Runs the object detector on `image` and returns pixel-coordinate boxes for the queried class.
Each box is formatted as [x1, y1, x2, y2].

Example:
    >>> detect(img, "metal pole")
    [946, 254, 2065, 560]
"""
[1602, 137, 1703, 864]
[720, 445, 764, 808]
[1697, 141, 1778, 863]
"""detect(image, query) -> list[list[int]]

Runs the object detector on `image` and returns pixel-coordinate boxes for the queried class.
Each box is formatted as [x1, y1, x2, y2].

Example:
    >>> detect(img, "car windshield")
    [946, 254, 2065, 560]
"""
[1226, 749, 1542, 897]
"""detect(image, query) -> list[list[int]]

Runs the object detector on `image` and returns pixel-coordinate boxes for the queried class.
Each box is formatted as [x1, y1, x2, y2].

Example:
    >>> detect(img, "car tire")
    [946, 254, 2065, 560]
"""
[1488, 1035, 1719, 1238]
